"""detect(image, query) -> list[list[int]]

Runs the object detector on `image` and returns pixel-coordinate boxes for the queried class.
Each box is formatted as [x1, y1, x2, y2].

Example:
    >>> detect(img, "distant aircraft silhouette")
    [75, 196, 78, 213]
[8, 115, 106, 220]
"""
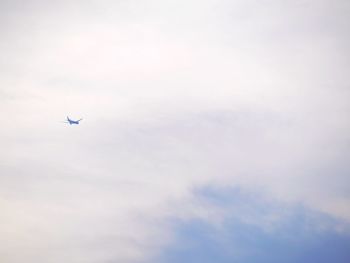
[63, 116, 83, 125]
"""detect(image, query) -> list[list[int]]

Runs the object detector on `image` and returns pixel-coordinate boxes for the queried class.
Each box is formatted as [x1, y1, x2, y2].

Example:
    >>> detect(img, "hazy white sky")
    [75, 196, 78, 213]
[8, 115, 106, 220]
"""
[1, 0, 350, 262]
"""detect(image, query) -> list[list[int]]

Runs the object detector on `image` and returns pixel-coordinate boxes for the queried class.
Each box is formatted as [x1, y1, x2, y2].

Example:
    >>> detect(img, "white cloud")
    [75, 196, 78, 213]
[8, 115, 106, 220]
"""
[1, 0, 350, 262]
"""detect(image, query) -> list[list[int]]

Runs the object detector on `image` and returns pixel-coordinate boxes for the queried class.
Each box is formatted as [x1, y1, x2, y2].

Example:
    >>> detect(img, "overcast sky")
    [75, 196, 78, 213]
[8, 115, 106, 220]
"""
[1, 0, 350, 262]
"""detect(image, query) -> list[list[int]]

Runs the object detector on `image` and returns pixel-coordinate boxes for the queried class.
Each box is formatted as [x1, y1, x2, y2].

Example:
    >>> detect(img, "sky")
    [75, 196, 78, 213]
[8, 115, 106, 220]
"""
[1, 0, 350, 262]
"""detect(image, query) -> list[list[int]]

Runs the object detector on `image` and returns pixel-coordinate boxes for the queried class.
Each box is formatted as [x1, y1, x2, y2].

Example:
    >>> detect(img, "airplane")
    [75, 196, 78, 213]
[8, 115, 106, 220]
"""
[63, 116, 83, 125]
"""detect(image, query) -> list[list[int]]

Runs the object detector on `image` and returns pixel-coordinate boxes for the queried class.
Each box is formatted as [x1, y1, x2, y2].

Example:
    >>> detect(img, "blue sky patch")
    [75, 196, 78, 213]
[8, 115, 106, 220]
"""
[154, 187, 350, 263]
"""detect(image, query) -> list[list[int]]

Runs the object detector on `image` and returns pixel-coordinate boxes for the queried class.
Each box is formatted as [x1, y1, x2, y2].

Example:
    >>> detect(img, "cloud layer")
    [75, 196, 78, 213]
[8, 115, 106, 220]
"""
[1, 0, 350, 262]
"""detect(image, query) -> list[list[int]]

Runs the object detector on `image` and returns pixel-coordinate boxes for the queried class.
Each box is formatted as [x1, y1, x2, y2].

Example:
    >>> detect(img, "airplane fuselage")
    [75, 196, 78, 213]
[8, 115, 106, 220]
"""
[68, 120, 79, 125]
